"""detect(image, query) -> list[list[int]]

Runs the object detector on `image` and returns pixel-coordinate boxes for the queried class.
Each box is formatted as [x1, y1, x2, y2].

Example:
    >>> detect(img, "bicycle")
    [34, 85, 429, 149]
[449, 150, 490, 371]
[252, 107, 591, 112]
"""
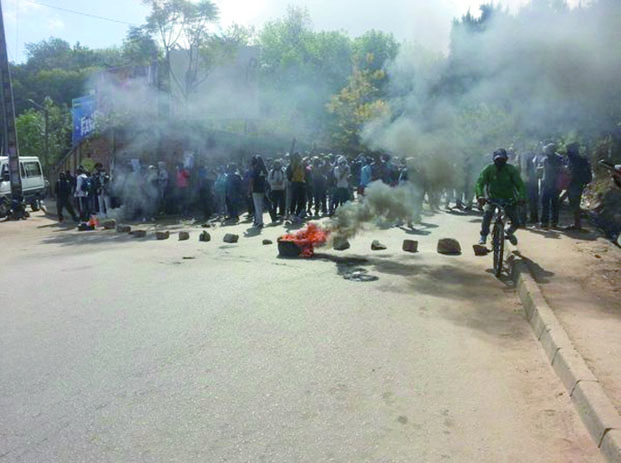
[482, 199, 513, 278]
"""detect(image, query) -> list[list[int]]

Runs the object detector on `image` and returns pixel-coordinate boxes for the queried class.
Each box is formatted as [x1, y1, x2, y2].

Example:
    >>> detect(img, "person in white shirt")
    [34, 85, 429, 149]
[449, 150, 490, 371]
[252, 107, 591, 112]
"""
[268, 159, 287, 217]
[333, 156, 351, 212]
[74, 166, 90, 221]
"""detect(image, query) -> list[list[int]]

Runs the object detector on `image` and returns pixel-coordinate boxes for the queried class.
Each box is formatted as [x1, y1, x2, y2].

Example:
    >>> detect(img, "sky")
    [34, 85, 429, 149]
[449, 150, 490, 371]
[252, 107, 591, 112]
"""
[3, 0, 583, 63]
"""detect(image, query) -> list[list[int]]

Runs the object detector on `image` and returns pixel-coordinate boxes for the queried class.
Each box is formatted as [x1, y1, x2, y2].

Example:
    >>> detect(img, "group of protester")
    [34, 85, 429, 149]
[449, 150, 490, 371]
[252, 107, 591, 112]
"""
[54, 152, 422, 226]
[55, 164, 111, 223]
[218, 152, 415, 228]
[54, 142, 600, 244]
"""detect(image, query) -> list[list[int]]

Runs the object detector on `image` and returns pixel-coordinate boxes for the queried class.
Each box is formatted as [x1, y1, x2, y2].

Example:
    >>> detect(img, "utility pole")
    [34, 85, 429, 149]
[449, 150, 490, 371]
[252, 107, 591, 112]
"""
[0, 0, 24, 218]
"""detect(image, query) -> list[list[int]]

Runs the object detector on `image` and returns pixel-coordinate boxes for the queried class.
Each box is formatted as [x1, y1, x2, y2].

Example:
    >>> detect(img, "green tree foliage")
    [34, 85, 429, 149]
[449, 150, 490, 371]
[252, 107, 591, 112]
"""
[352, 30, 399, 72]
[327, 68, 390, 153]
[122, 27, 160, 66]
[16, 100, 72, 173]
[142, 0, 219, 97]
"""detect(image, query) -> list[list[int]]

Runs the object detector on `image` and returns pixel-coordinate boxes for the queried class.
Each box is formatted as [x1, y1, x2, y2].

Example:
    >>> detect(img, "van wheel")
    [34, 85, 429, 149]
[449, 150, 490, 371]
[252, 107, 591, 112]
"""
[30, 199, 40, 212]
[0, 198, 8, 218]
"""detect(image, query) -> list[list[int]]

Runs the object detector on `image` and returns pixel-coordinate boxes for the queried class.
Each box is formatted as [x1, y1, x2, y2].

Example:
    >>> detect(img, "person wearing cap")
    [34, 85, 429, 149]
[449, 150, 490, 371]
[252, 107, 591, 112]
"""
[475, 148, 527, 246]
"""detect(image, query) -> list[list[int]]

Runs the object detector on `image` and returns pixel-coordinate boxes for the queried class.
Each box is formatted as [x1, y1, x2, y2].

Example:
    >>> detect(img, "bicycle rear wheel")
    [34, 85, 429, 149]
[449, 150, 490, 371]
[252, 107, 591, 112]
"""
[492, 219, 505, 278]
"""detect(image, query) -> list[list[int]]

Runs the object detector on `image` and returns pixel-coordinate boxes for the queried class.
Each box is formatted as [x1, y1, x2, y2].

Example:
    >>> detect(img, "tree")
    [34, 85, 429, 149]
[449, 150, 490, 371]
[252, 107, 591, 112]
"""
[327, 68, 390, 153]
[16, 101, 72, 173]
[122, 27, 161, 66]
[352, 30, 399, 72]
[142, 0, 219, 98]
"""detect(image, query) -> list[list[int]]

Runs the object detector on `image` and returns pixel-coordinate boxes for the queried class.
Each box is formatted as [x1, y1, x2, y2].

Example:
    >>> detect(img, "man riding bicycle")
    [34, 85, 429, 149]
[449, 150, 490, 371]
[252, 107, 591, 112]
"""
[475, 148, 527, 246]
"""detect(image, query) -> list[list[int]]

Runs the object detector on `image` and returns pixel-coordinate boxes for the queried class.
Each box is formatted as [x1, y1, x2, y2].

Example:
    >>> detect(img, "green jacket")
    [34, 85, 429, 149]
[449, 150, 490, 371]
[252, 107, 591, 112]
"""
[475, 163, 527, 202]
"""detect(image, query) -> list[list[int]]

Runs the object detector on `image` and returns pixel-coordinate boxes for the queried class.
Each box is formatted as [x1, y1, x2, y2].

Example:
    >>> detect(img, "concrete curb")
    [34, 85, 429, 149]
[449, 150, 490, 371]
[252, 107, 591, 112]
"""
[509, 255, 621, 462]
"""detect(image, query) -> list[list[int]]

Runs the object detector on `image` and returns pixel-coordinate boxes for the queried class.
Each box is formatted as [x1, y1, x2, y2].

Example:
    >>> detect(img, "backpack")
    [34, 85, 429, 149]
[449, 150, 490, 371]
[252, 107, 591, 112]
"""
[80, 176, 91, 193]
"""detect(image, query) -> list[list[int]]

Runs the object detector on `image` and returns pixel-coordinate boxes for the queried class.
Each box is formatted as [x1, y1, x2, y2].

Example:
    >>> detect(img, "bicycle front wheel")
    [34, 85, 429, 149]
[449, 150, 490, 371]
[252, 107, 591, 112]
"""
[492, 220, 505, 278]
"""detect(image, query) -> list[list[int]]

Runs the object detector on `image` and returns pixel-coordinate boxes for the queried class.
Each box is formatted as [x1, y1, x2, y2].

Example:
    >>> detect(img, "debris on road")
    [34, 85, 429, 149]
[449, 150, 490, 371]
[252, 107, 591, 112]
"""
[278, 239, 301, 257]
[403, 239, 419, 253]
[132, 230, 147, 238]
[156, 231, 170, 240]
[101, 219, 116, 230]
[279, 223, 328, 257]
[116, 225, 131, 233]
[333, 236, 350, 251]
[223, 233, 239, 243]
[179, 231, 190, 241]
[473, 244, 488, 256]
[199, 231, 211, 242]
[371, 240, 387, 251]
[263, 239, 273, 245]
[438, 238, 462, 255]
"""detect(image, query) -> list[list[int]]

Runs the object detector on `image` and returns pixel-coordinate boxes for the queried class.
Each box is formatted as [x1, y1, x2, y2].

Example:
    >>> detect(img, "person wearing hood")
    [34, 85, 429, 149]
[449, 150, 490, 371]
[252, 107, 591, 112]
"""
[475, 149, 526, 245]
[540, 143, 564, 228]
[564, 142, 592, 230]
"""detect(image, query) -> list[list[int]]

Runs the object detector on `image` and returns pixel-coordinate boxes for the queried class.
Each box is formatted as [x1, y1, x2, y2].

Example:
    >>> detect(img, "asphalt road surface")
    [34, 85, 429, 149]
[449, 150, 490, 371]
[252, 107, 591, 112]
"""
[0, 209, 602, 462]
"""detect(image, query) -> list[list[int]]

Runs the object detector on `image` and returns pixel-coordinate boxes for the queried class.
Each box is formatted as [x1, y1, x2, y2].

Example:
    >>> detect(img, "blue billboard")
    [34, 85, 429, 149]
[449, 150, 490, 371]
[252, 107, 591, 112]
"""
[72, 95, 96, 146]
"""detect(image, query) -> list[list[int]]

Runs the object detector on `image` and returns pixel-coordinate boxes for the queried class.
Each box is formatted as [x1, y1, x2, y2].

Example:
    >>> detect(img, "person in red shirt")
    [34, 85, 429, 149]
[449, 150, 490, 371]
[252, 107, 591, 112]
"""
[176, 163, 191, 216]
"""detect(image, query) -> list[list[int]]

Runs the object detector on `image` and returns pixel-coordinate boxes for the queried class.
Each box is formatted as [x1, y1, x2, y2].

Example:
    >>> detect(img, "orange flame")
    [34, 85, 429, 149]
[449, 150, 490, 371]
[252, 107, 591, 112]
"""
[279, 223, 329, 257]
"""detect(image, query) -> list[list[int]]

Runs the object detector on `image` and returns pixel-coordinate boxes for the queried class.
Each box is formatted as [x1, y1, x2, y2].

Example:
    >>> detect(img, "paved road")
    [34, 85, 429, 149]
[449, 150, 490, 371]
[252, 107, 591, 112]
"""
[0, 210, 602, 462]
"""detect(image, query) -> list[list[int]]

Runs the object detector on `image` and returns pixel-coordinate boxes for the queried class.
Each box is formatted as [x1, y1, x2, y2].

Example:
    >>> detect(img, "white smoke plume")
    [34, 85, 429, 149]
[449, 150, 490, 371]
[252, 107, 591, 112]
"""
[328, 180, 423, 239]
[363, 1, 621, 182]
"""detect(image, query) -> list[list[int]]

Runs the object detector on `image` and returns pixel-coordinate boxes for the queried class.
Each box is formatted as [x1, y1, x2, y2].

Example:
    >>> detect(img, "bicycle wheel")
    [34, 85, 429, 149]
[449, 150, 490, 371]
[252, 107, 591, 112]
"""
[492, 219, 505, 278]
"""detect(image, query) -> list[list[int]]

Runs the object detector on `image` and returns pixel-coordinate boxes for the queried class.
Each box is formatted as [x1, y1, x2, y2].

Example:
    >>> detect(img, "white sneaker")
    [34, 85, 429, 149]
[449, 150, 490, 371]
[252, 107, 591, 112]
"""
[479, 235, 487, 245]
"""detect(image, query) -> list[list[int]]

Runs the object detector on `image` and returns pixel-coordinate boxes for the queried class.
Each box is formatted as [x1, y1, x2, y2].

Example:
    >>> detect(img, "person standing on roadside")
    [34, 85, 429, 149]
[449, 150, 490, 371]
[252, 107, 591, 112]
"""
[564, 142, 592, 230]
[540, 143, 564, 229]
[55, 172, 78, 222]
[74, 166, 90, 221]
[249, 155, 269, 228]
[268, 159, 286, 218]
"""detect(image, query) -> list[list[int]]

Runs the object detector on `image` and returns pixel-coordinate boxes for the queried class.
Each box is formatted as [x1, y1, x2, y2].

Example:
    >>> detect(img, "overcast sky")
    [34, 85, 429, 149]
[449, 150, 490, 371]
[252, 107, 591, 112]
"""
[3, 0, 583, 63]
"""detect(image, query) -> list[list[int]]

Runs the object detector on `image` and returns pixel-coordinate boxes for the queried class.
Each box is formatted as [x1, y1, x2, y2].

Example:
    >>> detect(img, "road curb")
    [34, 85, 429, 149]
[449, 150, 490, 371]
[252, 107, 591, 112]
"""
[509, 255, 621, 462]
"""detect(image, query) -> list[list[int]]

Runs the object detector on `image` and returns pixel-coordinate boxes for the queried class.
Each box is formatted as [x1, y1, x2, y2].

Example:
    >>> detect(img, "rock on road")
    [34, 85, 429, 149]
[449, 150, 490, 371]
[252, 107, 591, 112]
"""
[0, 210, 602, 462]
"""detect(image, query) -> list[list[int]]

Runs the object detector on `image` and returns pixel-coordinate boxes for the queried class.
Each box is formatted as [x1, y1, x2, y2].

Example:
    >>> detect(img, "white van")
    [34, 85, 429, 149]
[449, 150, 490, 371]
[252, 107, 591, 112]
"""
[0, 156, 46, 217]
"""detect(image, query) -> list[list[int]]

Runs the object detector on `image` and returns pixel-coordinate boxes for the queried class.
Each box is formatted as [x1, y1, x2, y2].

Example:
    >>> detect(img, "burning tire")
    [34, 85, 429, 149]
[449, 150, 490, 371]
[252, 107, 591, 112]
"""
[277, 239, 302, 258]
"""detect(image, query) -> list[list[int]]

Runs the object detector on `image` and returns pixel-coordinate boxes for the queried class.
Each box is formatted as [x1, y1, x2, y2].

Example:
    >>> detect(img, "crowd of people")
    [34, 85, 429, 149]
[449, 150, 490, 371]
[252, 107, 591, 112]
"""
[54, 142, 600, 242]
[54, 152, 427, 226]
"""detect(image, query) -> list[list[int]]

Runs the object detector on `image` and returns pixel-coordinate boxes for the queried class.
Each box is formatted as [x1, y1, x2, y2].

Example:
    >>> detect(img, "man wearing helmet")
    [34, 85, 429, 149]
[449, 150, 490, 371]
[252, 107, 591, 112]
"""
[475, 148, 527, 246]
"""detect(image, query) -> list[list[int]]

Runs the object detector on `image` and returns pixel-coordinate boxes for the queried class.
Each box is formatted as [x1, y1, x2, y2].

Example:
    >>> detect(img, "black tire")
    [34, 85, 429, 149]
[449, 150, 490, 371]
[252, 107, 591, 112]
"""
[492, 219, 505, 278]
[0, 197, 8, 218]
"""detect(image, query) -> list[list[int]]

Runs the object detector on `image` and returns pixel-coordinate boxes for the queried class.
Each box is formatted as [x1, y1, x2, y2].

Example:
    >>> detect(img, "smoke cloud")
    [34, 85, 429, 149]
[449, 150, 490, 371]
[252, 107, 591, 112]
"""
[363, 1, 621, 180]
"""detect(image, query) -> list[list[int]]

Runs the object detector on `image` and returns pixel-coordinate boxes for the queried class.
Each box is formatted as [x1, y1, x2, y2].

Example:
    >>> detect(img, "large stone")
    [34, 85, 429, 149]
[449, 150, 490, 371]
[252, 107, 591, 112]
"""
[155, 231, 170, 240]
[402, 239, 419, 253]
[199, 231, 211, 242]
[178, 231, 190, 241]
[371, 240, 387, 251]
[132, 230, 147, 238]
[102, 219, 117, 230]
[116, 224, 131, 233]
[262, 239, 273, 245]
[473, 244, 488, 256]
[437, 238, 462, 255]
[333, 236, 350, 251]
[223, 233, 239, 243]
